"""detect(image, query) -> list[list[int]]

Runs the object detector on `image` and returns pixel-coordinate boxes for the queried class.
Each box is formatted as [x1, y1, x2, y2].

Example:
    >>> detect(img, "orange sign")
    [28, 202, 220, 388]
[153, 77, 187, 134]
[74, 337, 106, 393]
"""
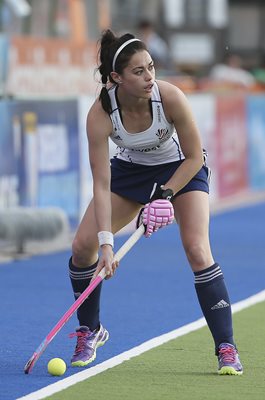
[6, 36, 99, 96]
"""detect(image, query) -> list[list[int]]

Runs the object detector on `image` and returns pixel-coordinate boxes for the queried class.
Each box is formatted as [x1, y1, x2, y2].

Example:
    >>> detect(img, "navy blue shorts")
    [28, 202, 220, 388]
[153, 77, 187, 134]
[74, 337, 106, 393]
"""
[110, 158, 210, 205]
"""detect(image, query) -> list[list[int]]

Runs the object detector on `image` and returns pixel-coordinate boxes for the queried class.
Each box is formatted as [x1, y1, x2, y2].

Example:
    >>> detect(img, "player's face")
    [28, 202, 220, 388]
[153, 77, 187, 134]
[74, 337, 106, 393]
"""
[120, 50, 155, 98]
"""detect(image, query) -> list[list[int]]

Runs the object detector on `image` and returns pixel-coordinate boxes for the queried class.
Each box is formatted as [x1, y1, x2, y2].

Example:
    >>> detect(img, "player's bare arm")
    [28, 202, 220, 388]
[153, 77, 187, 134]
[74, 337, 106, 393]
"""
[87, 100, 116, 276]
[86, 100, 112, 232]
[157, 80, 204, 194]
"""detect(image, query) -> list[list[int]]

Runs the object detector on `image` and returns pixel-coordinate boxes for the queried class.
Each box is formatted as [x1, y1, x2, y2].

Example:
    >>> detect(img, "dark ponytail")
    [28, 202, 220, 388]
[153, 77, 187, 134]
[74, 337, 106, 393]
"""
[98, 29, 116, 114]
[97, 29, 147, 114]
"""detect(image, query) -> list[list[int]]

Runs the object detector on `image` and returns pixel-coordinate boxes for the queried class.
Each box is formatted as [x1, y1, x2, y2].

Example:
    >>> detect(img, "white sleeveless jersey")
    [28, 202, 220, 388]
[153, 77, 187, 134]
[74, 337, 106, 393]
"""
[108, 81, 184, 165]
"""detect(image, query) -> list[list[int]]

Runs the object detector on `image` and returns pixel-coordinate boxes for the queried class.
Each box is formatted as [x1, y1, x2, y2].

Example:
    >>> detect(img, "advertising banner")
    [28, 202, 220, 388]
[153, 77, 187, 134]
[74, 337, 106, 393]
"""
[188, 93, 218, 202]
[246, 96, 265, 190]
[215, 95, 248, 198]
[0, 34, 9, 95]
[10, 100, 80, 228]
[0, 101, 19, 207]
[6, 36, 98, 96]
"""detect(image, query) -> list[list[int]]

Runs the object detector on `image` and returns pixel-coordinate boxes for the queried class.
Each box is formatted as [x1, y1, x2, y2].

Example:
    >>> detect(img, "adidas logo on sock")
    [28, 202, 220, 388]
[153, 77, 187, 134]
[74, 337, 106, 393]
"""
[211, 299, 230, 310]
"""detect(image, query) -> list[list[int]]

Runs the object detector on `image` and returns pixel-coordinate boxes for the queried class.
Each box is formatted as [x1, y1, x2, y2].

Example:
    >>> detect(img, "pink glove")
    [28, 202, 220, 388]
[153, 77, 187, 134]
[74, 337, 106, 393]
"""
[142, 199, 174, 238]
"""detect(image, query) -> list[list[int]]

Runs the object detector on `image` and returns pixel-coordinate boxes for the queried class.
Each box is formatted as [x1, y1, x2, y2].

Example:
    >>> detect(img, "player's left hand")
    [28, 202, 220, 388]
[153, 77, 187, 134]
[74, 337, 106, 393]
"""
[142, 199, 174, 238]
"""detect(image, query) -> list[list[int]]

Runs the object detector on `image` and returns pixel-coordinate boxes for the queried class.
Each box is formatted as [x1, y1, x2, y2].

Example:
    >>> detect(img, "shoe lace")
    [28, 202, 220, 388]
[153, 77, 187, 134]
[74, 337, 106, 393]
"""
[219, 346, 236, 363]
[69, 331, 92, 354]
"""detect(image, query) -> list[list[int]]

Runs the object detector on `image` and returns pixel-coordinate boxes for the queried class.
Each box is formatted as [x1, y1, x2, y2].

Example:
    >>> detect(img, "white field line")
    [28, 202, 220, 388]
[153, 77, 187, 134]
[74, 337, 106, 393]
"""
[18, 289, 265, 400]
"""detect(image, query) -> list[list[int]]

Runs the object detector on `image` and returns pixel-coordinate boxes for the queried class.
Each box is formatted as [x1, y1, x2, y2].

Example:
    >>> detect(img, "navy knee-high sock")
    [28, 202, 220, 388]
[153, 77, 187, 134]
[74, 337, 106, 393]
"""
[69, 257, 102, 331]
[194, 263, 235, 354]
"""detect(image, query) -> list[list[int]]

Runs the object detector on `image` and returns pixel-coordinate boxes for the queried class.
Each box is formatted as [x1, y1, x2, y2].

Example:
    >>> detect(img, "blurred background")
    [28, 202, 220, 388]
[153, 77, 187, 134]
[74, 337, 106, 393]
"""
[1, 0, 265, 93]
[0, 0, 265, 249]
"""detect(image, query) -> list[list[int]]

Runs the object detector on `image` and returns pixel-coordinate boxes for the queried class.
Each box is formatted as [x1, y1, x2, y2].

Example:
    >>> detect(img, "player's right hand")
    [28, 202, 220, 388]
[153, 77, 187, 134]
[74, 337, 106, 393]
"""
[92, 245, 119, 280]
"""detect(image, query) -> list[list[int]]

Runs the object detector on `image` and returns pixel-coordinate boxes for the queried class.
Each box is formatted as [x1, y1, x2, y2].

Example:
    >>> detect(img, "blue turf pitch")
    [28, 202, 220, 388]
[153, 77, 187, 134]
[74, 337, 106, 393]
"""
[0, 201, 265, 400]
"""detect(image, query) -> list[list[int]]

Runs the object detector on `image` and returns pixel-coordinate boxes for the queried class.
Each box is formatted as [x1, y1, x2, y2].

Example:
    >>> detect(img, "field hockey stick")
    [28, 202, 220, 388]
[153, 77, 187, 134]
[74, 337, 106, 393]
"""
[24, 224, 145, 374]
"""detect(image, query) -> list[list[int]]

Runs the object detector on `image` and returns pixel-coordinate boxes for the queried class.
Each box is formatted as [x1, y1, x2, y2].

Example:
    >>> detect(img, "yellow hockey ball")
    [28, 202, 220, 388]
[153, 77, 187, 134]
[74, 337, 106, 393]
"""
[47, 358, 66, 376]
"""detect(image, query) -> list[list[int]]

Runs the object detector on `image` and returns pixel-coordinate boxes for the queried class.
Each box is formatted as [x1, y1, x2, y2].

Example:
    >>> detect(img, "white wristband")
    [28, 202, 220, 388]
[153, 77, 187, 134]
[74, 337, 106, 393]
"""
[97, 231, 114, 247]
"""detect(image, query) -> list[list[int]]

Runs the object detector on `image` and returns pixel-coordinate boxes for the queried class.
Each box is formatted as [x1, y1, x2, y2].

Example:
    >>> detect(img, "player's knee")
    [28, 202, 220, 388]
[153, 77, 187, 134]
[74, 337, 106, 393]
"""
[184, 242, 209, 268]
[71, 236, 97, 266]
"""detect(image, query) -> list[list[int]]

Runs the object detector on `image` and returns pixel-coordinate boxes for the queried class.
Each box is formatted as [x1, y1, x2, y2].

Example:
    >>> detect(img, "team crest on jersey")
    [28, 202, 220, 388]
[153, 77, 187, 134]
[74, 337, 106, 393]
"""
[156, 128, 170, 142]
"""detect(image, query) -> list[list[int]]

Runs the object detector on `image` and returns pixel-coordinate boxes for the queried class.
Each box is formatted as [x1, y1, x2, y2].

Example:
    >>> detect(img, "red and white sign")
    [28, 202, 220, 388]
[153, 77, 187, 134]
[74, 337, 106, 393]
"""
[6, 36, 98, 96]
[215, 95, 248, 198]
